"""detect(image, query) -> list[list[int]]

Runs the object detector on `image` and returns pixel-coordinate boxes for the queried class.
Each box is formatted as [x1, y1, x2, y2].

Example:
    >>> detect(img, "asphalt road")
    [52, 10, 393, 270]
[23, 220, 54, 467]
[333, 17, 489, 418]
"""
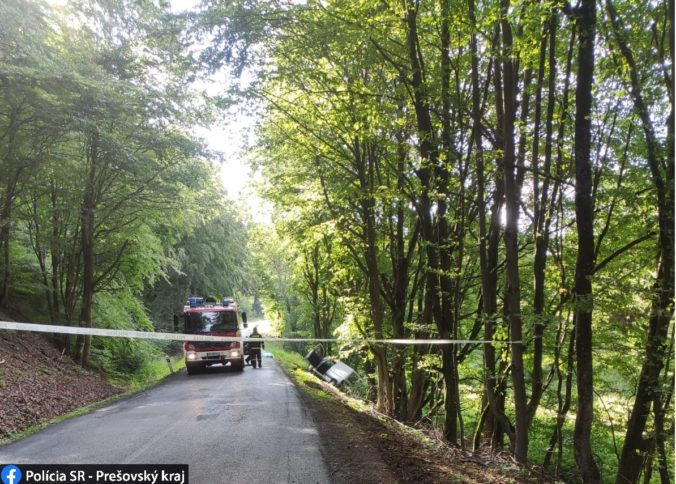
[0, 360, 331, 484]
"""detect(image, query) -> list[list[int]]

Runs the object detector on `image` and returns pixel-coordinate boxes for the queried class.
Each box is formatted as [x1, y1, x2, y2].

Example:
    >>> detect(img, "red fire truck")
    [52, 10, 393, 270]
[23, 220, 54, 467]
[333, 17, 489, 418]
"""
[180, 296, 248, 375]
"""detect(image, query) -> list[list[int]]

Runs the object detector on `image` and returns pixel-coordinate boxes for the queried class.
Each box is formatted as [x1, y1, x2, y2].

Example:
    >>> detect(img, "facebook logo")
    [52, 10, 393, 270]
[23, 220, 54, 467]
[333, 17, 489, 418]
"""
[1, 466, 22, 484]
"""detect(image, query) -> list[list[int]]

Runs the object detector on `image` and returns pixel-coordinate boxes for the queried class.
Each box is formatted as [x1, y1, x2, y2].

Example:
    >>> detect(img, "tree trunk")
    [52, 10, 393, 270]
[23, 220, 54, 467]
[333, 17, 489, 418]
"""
[470, 0, 508, 450]
[605, 1, 676, 481]
[49, 180, 62, 325]
[389, 138, 418, 420]
[486, 37, 509, 449]
[528, 11, 557, 428]
[0, 169, 21, 305]
[404, 1, 460, 443]
[356, 139, 392, 414]
[499, 0, 528, 463]
[77, 128, 99, 367]
[543, 310, 574, 475]
[572, 0, 601, 480]
[653, 389, 672, 484]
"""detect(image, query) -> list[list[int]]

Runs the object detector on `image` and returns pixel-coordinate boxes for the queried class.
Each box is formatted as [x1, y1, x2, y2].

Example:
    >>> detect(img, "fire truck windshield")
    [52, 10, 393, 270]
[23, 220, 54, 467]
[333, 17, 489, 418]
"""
[185, 311, 237, 333]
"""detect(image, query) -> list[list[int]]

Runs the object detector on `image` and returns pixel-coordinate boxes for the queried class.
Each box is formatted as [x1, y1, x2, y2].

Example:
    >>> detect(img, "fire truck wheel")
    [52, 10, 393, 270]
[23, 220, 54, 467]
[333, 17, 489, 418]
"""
[186, 362, 200, 375]
[232, 358, 244, 372]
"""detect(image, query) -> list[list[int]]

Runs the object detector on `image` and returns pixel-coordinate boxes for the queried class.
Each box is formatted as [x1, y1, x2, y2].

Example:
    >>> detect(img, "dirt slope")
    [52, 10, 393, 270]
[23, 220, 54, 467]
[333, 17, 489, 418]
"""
[0, 330, 121, 442]
[296, 379, 553, 483]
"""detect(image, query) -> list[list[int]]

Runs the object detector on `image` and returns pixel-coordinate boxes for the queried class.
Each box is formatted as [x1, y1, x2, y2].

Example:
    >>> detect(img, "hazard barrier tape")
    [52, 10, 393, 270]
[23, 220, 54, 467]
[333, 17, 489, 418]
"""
[0, 320, 521, 345]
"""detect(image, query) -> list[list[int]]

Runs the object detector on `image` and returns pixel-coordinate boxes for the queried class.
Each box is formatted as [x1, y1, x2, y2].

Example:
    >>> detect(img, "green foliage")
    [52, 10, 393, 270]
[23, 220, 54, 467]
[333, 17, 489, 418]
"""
[0, 0, 672, 480]
[0, 0, 253, 385]
[193, 0, 673, 479]
[143, 195, 253, 328]
[247, 225, 303, 334]
[87, 292, 158, 384]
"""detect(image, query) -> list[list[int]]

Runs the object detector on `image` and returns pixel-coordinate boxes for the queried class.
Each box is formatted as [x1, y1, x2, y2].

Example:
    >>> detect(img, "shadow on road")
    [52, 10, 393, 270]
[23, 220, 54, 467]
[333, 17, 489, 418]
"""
[185, 363, 245, 376]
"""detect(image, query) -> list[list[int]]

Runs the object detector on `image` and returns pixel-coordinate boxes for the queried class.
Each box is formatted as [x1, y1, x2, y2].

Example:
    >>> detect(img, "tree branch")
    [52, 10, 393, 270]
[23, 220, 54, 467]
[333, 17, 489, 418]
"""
[592, 232, 656, 275]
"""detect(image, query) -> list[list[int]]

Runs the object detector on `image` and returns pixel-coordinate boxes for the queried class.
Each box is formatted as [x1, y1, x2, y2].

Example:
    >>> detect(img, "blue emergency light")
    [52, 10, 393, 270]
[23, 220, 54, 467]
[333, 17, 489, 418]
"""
[222, 297, 234, 307]
[187, 296, 204, 307]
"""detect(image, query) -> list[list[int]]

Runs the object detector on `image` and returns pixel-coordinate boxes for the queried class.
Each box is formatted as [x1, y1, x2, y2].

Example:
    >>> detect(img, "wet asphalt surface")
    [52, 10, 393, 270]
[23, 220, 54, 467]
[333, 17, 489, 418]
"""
[0, 360, 331, 484]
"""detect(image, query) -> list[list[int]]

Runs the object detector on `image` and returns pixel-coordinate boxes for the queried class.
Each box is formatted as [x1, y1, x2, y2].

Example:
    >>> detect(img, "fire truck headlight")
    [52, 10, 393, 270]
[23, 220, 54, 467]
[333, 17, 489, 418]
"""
[231, 351, 240, 358]
[187, 352, 197, 361]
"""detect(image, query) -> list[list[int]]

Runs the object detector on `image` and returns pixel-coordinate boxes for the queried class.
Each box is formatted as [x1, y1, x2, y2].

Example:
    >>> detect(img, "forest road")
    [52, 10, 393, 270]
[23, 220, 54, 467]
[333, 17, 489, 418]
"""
[0, 360, 332, 484]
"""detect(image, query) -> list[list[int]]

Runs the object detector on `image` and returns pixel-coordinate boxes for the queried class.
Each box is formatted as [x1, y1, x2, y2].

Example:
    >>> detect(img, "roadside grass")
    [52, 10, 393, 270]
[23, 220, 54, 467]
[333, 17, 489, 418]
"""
[267, 343, 527, 483]
[107, 354, 185, 390]
[266, 342, 307, 370]
[266, 342, 334, 402]
[267, 343, 398, 436]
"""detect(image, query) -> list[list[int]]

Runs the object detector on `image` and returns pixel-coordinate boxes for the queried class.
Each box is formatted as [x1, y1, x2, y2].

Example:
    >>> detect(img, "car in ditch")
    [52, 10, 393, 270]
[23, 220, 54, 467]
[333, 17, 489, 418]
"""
[305, 345, 357, 387]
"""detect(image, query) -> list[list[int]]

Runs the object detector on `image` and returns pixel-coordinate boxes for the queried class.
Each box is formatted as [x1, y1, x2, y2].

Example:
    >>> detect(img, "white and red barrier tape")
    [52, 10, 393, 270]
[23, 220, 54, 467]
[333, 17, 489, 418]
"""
[0, 320, 521, 345]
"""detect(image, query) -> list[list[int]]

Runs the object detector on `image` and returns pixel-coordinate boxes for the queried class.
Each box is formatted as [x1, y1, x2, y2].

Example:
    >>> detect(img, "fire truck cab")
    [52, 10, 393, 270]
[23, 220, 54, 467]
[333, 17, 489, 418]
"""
[180, 296, 248, 375]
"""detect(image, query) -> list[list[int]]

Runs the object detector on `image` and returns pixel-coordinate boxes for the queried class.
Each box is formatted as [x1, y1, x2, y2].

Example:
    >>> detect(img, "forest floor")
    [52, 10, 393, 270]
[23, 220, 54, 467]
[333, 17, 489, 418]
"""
[0, 330, 122, 442]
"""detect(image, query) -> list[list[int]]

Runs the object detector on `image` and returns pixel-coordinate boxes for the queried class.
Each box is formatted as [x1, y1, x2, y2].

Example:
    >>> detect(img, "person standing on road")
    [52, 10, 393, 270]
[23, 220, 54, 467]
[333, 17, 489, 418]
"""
[244, 340, 252, 366]
[248, 327, 264, 368]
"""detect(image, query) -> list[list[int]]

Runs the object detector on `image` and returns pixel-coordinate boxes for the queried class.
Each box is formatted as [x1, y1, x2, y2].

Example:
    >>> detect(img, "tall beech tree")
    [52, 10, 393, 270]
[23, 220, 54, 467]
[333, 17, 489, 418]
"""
[570, 0, 601, 480]
[604, 0, 675, 481]
[0, 0, 62, 304]
[496, 0, 528, 462]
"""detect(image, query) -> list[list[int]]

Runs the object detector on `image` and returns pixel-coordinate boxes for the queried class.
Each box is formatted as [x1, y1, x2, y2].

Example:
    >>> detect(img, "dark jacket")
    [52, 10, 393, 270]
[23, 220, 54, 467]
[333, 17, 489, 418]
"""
[248, 332, 264, 349]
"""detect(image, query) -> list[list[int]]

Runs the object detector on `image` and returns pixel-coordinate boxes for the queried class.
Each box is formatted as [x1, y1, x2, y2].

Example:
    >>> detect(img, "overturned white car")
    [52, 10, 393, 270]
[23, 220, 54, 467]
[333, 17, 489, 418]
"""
[305, 345, 357, 387]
